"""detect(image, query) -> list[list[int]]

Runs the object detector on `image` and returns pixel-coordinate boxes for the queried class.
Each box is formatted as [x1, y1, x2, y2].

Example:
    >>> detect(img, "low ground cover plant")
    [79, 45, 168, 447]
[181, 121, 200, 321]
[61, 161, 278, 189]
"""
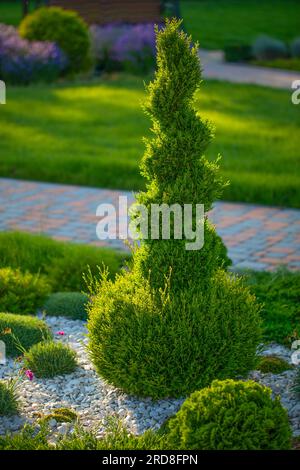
[0, 267, 50, 314]
[43, 292, 89, 321]
[0, 380, 19, 416]
[0, 312, 51, 357]
[24, 341, 77, 378]
[87, 20, 261, 399]
[0, 231, 128, 292]
[256, 355, 292, 374]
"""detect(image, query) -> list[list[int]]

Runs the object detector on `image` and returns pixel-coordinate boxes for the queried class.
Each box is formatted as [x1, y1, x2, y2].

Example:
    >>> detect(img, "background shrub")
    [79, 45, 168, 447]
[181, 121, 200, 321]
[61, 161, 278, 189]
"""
[19, 7, 91, 73]
[24, 341, 77, 378]
[252, 35, 288, 60]
[0, 312, 52, 357]
[90, 23, 156, 74]
[0, 267, 50, 314]
[0, 23, 66, 84]
[0, 380, 19, 416]
[165, 379, 292, 450]
[224, 43, 253, 62]
[257, 355, 292, 374]
[291, 37, 300, 58]
[44, 292, 89, 320]
[0, 231, 128, 292]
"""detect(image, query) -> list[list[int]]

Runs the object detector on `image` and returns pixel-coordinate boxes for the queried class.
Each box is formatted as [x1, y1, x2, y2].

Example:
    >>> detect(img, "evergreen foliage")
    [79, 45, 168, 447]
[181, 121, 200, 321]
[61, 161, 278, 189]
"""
[165, 379, 292, 450]
[88, 19, 261, 399]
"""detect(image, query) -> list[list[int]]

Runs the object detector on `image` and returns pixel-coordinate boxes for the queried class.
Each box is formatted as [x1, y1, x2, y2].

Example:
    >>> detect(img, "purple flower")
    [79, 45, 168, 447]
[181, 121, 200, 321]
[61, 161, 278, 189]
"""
[25, 369, 34, 381]
[56, 330, 65, 336]
[90, 23, 158, 73]
[0, 23, 67, 85]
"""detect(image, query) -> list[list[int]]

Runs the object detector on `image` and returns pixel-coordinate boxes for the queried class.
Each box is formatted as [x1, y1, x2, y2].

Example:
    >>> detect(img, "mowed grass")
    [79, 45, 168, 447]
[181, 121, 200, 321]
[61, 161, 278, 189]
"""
[181, 0, 300, 49]
[0, 76, 299, 208]
[0, 1, 34, 27]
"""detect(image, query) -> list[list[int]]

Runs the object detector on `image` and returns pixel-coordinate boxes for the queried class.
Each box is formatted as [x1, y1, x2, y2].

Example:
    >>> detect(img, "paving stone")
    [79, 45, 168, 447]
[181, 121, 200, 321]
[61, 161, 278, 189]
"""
[0, 178, 299, 272]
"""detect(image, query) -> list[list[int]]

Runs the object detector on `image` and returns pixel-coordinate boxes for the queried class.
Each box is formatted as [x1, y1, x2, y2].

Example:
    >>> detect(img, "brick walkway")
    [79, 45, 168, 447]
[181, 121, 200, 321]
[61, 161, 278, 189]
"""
[0, 178, 299, 271]
[200, 49, 300, 89]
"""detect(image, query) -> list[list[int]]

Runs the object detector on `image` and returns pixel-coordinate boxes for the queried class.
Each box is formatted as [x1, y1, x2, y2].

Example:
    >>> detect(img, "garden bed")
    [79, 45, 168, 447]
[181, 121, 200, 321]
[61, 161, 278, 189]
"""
[0, 314, 299, 441]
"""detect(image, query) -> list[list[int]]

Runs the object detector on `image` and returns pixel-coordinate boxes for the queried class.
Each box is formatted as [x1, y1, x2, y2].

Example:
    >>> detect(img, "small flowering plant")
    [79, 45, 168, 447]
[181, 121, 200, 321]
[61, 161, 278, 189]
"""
[56, 330, 65, 336]
[0, 327, 35, 381]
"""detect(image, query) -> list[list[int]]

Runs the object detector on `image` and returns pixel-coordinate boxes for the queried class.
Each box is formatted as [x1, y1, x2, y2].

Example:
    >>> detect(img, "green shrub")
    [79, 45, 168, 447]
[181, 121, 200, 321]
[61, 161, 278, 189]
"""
[0, 231, 128, 292]
[0, 312, 52, 357]
[0, 267, 50, 315]
[19, 7, 91, 73]
[257, 355, 292, 374]
[88, 270, 260, 399]
[41, 407, 78, 424]
[291, 37, 300, 58]
[165, 379, 292, 450]
[87, 20, 261, 399]
[24, 341, 77, 378]
[44, 292, 89, 321]
[0, 380, 19, 416]
[252, 35, 288, 60]
[224, 43, 253, 62]
[245, 269, 300, 345]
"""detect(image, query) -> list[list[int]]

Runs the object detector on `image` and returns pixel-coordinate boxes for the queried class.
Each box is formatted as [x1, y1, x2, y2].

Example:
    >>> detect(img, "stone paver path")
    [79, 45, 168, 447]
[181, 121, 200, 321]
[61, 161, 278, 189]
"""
[0, 178, 299, 271]
[200, 49, 300, 89]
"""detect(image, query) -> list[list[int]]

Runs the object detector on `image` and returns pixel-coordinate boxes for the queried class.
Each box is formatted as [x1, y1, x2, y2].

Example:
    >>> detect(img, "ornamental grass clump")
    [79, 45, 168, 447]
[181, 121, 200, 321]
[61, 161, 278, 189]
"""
[0, 380, 19, 416]
[87, 19, 261, 399]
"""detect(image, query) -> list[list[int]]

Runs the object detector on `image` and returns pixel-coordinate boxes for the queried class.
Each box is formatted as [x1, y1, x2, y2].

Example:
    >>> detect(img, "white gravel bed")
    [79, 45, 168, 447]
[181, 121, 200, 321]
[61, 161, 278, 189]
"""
[0, 316, 299, 438]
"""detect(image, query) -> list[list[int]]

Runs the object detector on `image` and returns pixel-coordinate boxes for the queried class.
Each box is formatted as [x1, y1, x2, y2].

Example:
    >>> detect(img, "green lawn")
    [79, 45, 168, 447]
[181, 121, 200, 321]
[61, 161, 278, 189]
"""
[2, 1, 300, 52]
[181, 0, 300, 49]
[0, 75, 299, 208]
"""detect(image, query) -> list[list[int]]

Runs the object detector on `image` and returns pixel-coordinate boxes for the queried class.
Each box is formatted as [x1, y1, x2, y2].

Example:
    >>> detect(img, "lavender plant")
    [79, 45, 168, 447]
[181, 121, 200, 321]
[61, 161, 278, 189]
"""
[90, 23, 156, 73]
[0, 24, 67, 85]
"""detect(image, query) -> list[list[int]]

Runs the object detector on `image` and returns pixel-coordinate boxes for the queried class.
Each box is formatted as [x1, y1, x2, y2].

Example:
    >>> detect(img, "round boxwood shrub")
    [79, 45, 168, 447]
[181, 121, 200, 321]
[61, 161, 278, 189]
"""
[257, 355, 292, 374]
[19, 7, 91, 73]
[87, 20, 261, 399]
[24, 341, 77, 378]
[0, 380, 19, 416]
[165, 379, 292, 450]
[0, 312, 52, 357]
[44, 292, 89, 320]
[0, 267, 50, 315]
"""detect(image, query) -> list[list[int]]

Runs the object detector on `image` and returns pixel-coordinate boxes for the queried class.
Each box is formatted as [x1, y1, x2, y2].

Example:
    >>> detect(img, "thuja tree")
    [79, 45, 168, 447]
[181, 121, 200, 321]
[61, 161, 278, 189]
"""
[87, 20, 261, 399]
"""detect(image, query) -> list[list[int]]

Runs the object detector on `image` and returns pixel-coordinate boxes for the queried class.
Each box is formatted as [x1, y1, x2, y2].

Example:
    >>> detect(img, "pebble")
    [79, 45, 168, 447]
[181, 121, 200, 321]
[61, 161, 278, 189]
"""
[0, 316, 299, 439]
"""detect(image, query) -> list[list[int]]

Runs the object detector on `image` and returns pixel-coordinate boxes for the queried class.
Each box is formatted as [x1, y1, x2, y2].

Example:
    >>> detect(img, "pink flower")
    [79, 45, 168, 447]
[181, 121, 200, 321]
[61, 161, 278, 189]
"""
[25, 369, 34, 381]
[56, 331, 65, 336]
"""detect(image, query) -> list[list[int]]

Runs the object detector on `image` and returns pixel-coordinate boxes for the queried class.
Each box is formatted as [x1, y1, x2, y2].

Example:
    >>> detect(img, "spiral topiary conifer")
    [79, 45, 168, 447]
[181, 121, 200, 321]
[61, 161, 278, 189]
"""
[87, 19, 261, 399]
